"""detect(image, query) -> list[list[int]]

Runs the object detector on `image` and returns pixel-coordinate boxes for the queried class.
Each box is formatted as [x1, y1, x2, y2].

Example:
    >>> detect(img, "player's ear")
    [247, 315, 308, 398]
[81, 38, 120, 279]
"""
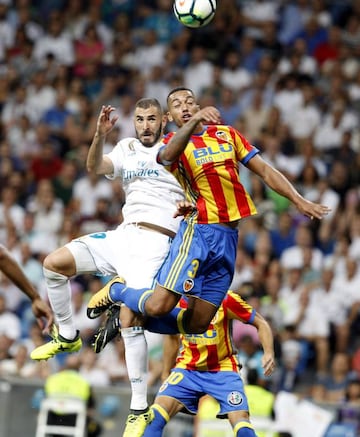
[167, 111, 173, 122]
[162, 114, 167, 129]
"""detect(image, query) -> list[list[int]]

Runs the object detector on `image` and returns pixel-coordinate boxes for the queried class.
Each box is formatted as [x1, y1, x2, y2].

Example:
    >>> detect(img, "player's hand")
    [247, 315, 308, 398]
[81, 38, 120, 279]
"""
[96, 105, 119, 137]
[295, 198, 331, 220]
[262, 353, 275, 377]
[31, 297, 54, 334]
[193, 106, 221, 124]
[174, 200, 196, 218]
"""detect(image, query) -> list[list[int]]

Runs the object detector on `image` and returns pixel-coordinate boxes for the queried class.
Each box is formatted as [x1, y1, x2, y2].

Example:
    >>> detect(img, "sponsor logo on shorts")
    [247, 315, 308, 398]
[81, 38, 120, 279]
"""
[227, 391, 243, 406]
[183, 279, 194, 292]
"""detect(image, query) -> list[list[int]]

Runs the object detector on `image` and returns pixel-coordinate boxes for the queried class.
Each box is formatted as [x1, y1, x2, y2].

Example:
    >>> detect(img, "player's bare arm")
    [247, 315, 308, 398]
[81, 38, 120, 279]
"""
[247, 154, 331, 220]
[87, 105, 118, 175]
[252, 312, 275, 377]
[159, 105, 221, 164]
[0, 245, 54, 332]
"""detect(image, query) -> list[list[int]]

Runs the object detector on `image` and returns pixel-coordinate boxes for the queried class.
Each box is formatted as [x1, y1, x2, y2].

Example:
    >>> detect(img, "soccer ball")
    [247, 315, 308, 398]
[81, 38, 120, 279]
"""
[173, 0, 216, 28]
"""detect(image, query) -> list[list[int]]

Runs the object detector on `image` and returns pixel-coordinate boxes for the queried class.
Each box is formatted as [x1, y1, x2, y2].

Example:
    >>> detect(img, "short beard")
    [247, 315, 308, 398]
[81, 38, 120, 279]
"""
[137, 126, 162, 148]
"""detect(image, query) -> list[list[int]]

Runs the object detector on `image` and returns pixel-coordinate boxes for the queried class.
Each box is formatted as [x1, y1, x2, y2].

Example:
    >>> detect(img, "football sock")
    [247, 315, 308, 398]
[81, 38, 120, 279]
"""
[110, 283, 151, 314]
[144, 307, 184, 334]
[121, 326, 148, 410]
[234, 421, 257, 437]
[43, 267, 76, 340]
[143, 404, 169, 437]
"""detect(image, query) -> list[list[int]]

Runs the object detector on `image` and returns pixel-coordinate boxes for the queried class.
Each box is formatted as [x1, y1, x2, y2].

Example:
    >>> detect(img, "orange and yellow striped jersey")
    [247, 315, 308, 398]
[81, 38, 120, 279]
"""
[162, 125, 259, 224]
[176, 291, 255, 372]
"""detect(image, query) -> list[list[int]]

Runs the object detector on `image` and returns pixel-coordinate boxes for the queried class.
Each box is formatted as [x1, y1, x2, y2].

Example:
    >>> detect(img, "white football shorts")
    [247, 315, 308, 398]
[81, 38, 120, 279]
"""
[66, 222, 172, 289]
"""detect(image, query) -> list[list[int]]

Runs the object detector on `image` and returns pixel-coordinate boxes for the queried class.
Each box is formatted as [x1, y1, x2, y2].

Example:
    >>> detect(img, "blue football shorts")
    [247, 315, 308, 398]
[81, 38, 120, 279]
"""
[156, 220, 238, 308]
[157, 368, 249, 416]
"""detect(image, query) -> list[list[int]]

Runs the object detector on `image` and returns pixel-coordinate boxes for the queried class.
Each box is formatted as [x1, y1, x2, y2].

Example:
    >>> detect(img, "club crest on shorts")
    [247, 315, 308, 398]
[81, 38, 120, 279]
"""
[183, 278, 194, 292]
[227, 391, 243, 406]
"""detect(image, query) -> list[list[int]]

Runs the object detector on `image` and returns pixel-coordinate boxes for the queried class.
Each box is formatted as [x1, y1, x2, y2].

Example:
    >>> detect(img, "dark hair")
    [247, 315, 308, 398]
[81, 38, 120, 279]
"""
[166, 87, 195, 104]
[135, 98, 162, 113]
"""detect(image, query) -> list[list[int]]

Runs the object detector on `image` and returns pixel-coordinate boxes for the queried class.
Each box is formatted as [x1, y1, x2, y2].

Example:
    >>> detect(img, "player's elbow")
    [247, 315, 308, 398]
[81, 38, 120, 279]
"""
[0, 244, 9, 265]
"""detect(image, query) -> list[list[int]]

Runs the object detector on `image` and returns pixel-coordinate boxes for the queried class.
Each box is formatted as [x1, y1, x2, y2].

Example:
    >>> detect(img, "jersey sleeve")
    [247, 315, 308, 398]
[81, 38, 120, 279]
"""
[223, 291, 256, 324]
[104, 139, 127, 179]
[156, 132, 178, 170]
[231, 127, 259, 165]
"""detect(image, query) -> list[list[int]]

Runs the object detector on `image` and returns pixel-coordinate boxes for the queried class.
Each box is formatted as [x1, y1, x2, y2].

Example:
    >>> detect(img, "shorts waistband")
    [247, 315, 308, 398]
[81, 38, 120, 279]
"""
[217, 220, 239, 229]
[130, 222, 176, 239]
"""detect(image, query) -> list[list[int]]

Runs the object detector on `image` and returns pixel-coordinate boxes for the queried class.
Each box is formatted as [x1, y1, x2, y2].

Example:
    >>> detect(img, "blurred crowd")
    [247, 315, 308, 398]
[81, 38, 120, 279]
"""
[0, 0, 359, 420]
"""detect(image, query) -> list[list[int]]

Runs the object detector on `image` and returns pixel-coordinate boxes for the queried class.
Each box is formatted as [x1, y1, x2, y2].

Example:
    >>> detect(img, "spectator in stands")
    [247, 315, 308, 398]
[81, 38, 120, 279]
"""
[97, 335, 128, 385]
[337, 378, 360, 435]
[0, 185, 25, 244]
[29, 142, 63, 183]
[72, 170, 113, 219]
[32, 10, 74, 66]
[280, 223, 323, 272]
[269, 211, 296, 259]
[0, 295, 21, 349]
[44, 364, 103, 437]
[313, 352, 355, 403]
[25, 68, 57, 124]
[26, 179, 64, 246]
[0, 343, 42, 378]
[70, 282, 99, 346]
[73, 24, 105, 79]
[221, 49, 252, 94]
[183, 45, 214, 97]
[79, 346, 110, 387]
[245, 368, 277, 437]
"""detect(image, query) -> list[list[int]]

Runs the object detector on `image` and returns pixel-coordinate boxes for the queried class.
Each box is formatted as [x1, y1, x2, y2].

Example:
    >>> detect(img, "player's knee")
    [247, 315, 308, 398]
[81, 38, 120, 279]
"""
[120, 307, 143, 328]
[43, 253, 57, 271]
[43, 250, 74, 276]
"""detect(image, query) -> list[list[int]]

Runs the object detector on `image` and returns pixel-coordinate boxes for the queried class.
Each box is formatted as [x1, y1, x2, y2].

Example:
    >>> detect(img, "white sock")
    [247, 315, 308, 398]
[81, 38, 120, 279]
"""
[43, 267, 77, 340]
[121, 327, 148, 411]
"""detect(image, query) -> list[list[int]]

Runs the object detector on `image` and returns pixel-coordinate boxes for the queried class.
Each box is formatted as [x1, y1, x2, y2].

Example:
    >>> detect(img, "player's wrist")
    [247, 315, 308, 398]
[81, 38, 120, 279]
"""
[94, 131, 106, 140]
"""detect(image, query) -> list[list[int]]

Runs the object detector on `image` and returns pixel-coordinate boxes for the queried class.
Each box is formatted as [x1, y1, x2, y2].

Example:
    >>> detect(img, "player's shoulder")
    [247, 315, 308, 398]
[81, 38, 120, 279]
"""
[224, 291, 252, 309]
[114, 137, 140, 150]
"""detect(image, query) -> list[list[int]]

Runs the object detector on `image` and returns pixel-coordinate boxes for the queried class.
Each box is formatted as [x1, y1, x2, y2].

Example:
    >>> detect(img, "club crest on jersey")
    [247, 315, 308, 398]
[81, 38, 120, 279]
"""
[215, 131, 229, 141]
[227, 391, 243, 406]
[183, 279, 194, 293]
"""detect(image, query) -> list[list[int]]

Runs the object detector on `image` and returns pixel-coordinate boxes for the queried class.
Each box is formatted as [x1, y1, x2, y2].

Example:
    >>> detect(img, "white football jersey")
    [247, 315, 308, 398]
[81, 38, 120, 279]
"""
[105, 138, 185, 233]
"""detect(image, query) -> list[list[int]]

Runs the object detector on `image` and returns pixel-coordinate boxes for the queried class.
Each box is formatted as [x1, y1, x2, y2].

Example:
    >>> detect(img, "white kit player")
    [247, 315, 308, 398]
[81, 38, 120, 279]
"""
[30, 100, 185, 433]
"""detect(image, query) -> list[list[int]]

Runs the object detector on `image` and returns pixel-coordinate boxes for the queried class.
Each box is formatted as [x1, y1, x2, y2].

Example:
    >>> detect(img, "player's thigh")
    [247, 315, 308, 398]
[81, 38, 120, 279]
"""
[145, 283, 181, 314]
[186, 297, 218, 330]
[199, 371, 249, 416]
[68, 225, 171, 283]
[158, 368, 202, 415]
[65, 237, 109, 275]
[122, 226, 172, 288]
[157, 222, 237, 306]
